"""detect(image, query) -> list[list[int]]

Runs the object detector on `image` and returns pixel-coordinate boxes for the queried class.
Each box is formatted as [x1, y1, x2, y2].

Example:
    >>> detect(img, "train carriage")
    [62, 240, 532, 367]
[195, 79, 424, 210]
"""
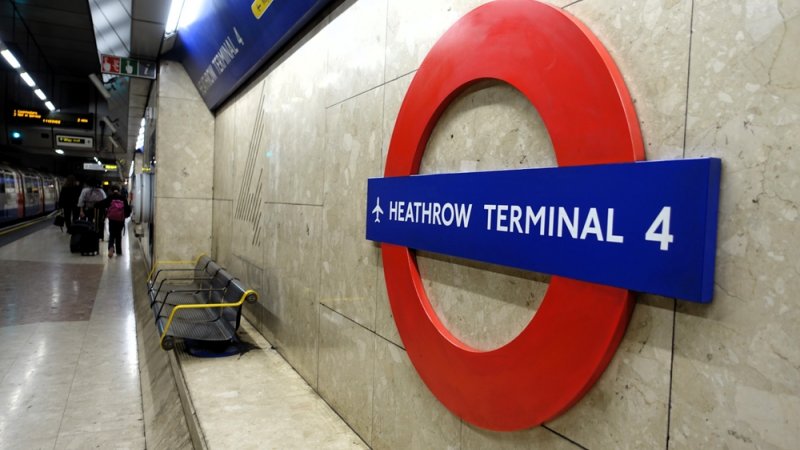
[0, 166, 62, 227]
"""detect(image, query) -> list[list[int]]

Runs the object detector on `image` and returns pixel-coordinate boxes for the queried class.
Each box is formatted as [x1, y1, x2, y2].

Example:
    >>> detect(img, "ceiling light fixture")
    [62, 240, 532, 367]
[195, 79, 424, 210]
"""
[165, 0, 185, 35]
[1, 49, 21, 69]
[54, 149, 65, 155]
[2, 40, 56, 108]
[20, 72, 35, 87]
[44, 101, 55, 111]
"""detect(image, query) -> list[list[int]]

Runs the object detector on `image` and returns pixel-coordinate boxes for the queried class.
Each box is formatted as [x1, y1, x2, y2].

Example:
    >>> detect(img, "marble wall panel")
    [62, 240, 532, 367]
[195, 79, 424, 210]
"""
[260, 21, 328, 206]
[318, 307, 375, 443]
[159, 60, 203, 101]
[213, 102, 236, 201]
[211, 199, 233, 266]
[417, 82, 552, 350]
[565, 0, 692, 161]
[153, 197, 212, 261]
[324, 0, 387, 106]
[260, 203, 323, 388]
[672, 1, 800, 448]
[230, 80, 267, 277]
[154, 96, 215, 200]
[320, 87, 384, 329]
[371, 339, 460, 449]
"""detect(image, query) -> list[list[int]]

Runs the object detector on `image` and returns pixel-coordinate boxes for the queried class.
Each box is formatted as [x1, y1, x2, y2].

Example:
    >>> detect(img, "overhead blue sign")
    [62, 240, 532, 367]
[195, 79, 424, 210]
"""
[366, 158, 721, 303]
[176, 0, 334, 109]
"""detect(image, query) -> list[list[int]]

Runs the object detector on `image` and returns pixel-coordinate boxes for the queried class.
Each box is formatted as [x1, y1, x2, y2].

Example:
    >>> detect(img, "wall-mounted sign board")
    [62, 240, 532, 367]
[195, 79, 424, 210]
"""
[366, 158, 721, 303]
[10, 109, 94, 130]
[101, 54, 157, 79]
[176, 0, 335, 109]
[83, 163, 105, 171]
[56, 135, 93, 148]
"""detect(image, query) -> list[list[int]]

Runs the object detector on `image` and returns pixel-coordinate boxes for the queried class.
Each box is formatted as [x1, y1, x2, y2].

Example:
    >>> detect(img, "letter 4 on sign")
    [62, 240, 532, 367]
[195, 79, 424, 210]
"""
[365, 0, 722, 432]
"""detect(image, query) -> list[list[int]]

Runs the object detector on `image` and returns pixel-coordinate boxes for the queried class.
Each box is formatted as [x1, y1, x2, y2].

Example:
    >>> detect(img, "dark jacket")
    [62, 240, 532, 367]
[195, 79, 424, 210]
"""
[96, 192, 131, 221]
[58, 184, 81, 209]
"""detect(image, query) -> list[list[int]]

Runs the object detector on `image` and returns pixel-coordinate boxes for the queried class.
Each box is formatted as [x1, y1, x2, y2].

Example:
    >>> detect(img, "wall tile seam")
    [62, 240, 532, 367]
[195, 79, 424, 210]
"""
[680, 0, 696, 160]
[665, 298, 679, 450]
[320, 302, 405, 352]
[154, 196, 215, 201]
[541, 424, 590, 450]
[263, 201, 324, 207]
[159, 96, 209, 104]
[325, 69, 418, 110]
[93, 1, 132, 54]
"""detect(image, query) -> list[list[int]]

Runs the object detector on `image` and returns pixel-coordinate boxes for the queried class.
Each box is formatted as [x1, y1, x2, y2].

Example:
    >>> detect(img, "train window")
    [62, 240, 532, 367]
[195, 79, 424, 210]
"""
[6, 174, 16, 193]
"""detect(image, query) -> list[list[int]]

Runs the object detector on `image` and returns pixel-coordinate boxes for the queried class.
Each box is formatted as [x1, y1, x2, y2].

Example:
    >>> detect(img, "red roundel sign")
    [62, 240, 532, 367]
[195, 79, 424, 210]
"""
[382, 0, 644, 431]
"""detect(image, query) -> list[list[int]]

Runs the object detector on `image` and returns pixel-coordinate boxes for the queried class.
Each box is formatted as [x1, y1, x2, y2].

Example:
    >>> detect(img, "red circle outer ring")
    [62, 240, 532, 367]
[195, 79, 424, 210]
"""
[382, 0, 644, 431]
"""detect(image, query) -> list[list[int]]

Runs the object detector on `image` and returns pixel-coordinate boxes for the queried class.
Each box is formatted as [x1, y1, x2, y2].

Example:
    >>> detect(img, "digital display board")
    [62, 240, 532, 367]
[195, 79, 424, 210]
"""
[56, 135, 93, 148]
[10, 109, 94, 130]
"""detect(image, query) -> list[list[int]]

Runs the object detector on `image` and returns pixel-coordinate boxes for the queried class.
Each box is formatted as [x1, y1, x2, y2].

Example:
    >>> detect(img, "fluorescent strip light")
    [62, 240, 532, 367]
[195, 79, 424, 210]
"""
[54, 149, 65, 155]
[178, 0, 201, 29]
[1, 49, 21, 69]
[44, 101, 55, 111]
[20, 72, 35, 87]
[165, 0, 185, 35]
[34, 89, 46, 100]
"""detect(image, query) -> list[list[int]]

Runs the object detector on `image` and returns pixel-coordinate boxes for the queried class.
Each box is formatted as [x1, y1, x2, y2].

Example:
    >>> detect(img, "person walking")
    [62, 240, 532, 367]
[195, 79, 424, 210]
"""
[58, 175, 81, 229]
[77, 180, 107, 236]
[96, 186, 130, 257]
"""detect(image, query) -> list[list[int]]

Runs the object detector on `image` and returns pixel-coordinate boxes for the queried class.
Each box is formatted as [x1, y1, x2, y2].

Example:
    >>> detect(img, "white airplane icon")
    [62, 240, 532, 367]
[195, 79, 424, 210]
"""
[372, 197, 384, 223]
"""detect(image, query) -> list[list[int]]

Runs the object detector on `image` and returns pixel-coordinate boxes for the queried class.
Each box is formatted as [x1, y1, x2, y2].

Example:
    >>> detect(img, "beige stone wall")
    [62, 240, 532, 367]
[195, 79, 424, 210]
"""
[153, 61, 215, 262]
[211, 0, 799, 448]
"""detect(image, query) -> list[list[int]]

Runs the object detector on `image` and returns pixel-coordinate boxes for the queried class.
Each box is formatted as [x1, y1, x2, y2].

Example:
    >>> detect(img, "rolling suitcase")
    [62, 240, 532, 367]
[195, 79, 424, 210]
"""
[69, 219, 99, 255]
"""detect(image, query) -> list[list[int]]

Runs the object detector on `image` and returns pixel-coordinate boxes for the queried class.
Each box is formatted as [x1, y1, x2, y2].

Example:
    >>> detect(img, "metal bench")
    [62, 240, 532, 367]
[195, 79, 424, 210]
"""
[146, 255, 258, 350]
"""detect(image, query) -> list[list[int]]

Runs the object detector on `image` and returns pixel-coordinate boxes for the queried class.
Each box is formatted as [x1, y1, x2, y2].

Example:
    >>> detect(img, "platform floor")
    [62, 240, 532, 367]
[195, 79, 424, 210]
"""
[0, 222, 366, 449]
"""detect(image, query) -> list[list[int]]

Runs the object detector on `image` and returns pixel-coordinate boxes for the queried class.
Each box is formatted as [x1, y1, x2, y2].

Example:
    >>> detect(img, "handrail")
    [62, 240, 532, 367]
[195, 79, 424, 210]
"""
[153, 276, 215, 300]
[155, 287, 227, 318]
[159, 289, 259, 349]
[147, 253, 208, 282]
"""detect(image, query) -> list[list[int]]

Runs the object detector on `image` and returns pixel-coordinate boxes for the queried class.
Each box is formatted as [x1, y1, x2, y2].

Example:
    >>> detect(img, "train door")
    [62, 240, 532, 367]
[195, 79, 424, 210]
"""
[21, 172, 44, 217]
[41, 175, 57, 212]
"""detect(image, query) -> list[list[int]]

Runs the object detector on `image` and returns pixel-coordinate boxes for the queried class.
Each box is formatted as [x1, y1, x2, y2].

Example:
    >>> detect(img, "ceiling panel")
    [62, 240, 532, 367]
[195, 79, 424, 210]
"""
[131, 20, 163, 58]
[132, 0, 169, 24]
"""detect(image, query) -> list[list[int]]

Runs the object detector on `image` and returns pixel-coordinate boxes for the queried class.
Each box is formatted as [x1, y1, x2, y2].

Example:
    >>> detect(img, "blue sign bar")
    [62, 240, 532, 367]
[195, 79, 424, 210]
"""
[176, 0, 334, 109]
[366, 159, 721, 302]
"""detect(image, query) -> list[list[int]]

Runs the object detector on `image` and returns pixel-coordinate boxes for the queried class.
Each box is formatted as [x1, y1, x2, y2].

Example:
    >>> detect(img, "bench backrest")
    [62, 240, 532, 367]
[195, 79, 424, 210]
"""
[193, 255, 212, 277]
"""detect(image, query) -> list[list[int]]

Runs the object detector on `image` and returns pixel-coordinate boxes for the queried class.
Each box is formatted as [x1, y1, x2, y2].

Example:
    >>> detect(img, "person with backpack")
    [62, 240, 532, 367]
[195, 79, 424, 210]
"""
[96, 186, 131, 257]
[77, 180, 107, 235]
